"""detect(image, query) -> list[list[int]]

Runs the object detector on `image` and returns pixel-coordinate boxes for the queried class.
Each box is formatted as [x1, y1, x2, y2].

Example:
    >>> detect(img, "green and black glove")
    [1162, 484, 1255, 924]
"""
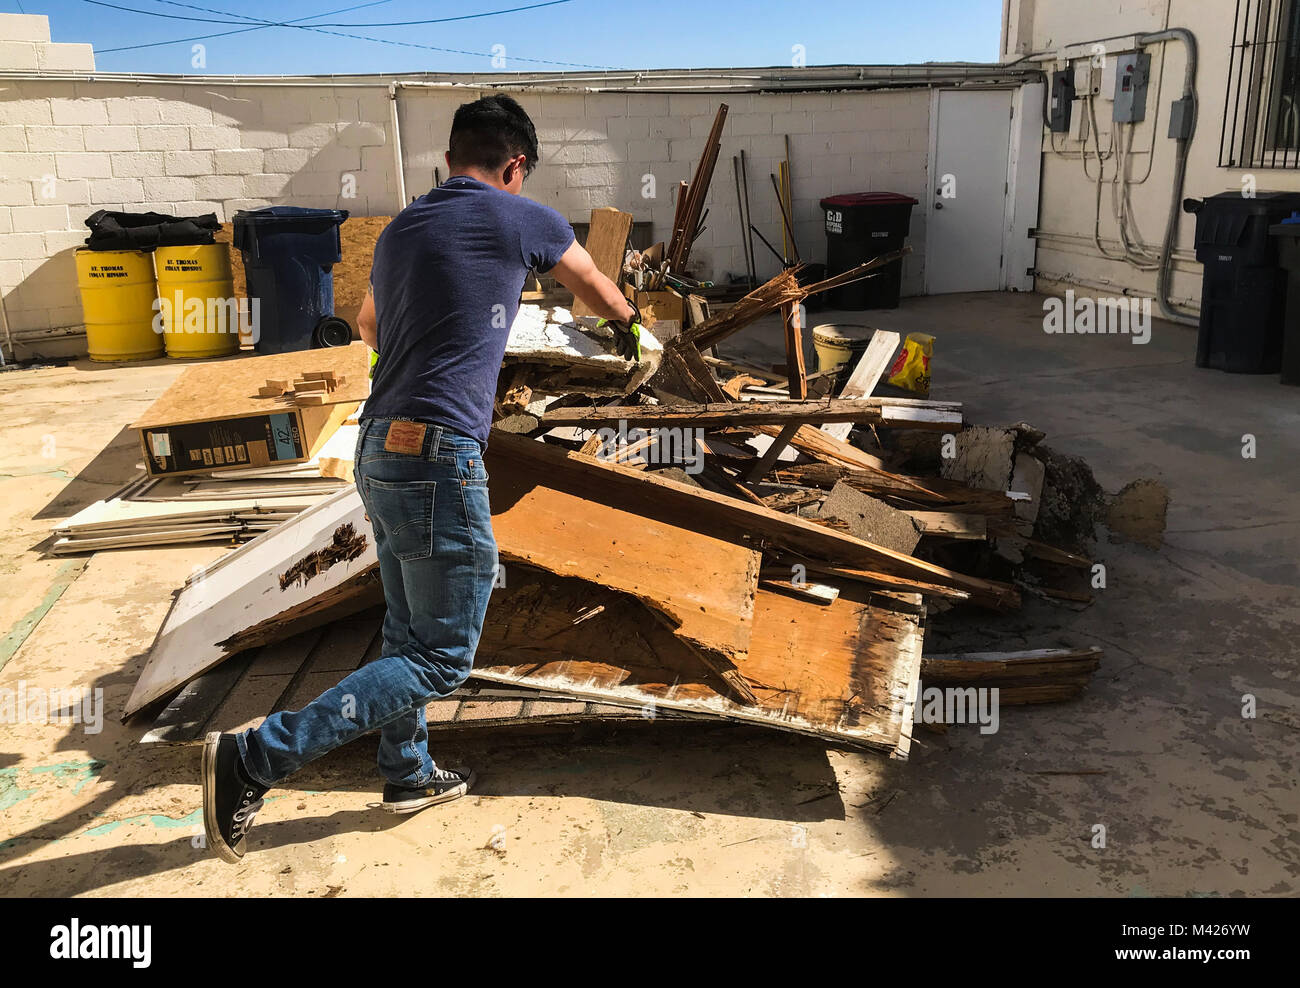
[598, 298, 644, 363]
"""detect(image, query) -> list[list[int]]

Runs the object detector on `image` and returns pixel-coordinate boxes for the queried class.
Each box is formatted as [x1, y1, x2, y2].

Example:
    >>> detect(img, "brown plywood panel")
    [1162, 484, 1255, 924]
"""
[487, 445, 761, 678]
[469, 567, 924, 755]
[571, 207, 633, 318]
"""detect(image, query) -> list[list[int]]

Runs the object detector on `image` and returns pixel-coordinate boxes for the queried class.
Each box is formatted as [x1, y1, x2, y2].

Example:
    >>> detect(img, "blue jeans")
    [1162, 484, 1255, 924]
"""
[237, 417, 498, 788]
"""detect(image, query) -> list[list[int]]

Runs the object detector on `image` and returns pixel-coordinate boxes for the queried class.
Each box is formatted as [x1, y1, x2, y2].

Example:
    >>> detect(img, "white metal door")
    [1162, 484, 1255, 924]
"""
[927, 89, 1014, 294]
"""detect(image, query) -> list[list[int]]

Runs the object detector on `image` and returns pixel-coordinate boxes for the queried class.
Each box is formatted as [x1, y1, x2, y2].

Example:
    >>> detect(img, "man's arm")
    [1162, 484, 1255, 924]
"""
[357, 287, 378, 350]
[549, 241, 637, 324]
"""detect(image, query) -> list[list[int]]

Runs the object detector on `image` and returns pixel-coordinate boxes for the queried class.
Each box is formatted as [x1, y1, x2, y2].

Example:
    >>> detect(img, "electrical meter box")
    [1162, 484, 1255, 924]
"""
[1049, 69, 1074, 132]
[1113, 52, 1152, 122]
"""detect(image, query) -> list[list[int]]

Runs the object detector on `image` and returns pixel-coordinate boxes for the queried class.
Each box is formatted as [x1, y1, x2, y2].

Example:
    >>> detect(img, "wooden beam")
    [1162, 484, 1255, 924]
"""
[782, 300, 807, 400]
[542, 398, 962, 430]
[906, 510, 989, 540]
[746, 420, 801, 482]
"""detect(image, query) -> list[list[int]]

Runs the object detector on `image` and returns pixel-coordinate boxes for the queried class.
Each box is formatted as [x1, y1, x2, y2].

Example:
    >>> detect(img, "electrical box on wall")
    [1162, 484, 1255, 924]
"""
[1168, 96, 1194, 139]
[1113, 52, 1152, 122]
[1073, 59, 1100, 97]
[1049, 69, 1074, 132]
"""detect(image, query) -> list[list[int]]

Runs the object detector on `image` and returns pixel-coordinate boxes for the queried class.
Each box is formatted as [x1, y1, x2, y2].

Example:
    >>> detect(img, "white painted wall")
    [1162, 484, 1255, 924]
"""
[1004, 0, 1300, 307]
[0, 70, 931, 357]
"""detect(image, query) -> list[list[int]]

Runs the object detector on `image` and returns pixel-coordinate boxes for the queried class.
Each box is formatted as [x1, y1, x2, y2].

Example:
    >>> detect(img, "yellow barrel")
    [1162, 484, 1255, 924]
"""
[75, 249, 163, 362]
[153, 244, 240, 359]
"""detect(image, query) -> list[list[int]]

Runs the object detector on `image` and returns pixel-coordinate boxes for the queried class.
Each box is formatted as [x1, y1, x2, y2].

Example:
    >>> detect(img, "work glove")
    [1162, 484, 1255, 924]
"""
[598, 299, 644, 362]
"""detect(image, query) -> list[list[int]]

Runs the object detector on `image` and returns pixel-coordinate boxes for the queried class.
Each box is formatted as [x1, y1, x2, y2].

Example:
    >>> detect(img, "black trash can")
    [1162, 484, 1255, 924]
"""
[1269, 219, 1300, 385]
[818, 192, 917, 310]
[1184, 190, 1300, 373]
[232, 206, 349, 354]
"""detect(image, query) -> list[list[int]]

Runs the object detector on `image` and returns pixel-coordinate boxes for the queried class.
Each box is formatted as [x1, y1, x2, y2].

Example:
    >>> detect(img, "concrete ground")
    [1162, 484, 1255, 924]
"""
[0, 291, 1296, 897]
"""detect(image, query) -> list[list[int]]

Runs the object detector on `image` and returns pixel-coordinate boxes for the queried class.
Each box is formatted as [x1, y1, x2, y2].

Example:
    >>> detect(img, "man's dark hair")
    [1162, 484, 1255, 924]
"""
[448, 94, 540, 178]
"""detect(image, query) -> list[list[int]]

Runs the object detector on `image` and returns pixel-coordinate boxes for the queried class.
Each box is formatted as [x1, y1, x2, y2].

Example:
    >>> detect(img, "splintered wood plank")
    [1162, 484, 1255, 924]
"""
[907, 511, 989, 540]
[542, 398, 961, 429]
[487, 442, 761, 673]
[822, 329, 900, 441]
[756, 422, 887, 472]
[571, 208, 634, 318]
[782, 301, 807, 400]
[921, 647, 1102, 690]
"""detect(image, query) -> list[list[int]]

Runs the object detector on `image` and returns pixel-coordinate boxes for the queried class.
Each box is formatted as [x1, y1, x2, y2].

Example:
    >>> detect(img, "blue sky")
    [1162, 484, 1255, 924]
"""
[13, 0, 1004, 75]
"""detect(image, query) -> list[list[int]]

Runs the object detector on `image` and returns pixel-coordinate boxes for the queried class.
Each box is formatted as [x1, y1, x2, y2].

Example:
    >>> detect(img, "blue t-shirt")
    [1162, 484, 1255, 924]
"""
[365, 176, 575, 444]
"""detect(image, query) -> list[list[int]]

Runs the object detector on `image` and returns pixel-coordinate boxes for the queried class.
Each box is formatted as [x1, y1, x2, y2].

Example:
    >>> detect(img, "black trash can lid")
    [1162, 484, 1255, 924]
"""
[820, 192, 919, 209]
[233, 205, 350, 223]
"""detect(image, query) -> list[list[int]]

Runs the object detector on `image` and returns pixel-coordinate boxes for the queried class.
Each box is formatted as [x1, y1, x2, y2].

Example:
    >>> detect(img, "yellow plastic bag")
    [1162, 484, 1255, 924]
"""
[887, 332, 933, 396]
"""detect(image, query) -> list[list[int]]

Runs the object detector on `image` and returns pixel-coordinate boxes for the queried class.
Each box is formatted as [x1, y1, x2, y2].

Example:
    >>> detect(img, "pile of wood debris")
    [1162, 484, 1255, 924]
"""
[118, 259, 1103, 758]
[112, 100, 1103, 755]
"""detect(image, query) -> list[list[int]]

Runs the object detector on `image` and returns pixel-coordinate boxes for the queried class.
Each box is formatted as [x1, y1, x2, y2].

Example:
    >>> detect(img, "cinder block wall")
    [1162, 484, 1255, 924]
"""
[0, 75, 930, 357]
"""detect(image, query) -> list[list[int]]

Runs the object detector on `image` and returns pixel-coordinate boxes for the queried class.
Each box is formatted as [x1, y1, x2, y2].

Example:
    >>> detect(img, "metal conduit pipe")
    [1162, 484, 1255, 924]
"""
[1137, 27, 1200, 327]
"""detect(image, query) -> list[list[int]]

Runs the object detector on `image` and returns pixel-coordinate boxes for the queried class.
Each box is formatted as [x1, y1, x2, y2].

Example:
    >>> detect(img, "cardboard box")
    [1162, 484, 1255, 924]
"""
[624, 285, 685, 342]
[132, 343, 369, 477]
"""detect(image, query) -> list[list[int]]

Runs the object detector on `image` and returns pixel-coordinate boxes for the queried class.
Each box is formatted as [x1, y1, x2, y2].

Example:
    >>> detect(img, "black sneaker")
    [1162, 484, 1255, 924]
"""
[202, 732, 269, 863]
[380, 767, 475, 814]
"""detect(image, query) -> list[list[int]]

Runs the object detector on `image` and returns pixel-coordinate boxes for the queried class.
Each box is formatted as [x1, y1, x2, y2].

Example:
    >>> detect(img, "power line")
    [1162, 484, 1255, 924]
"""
[91, 0, 397, 53]
[89, 0, 623, 69]
[85, 0, 575, 28]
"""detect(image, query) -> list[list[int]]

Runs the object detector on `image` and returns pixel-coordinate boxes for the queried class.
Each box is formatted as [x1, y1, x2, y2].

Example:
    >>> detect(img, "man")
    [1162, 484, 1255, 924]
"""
[202, 93, 640, 863]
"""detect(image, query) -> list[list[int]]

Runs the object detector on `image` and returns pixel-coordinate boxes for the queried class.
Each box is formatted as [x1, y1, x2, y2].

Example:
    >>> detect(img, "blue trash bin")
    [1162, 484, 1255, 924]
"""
[232, 206, 349, 353]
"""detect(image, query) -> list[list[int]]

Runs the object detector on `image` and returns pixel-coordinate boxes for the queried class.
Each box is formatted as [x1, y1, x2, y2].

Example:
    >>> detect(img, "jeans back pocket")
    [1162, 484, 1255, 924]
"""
[361, 477, 436, 560]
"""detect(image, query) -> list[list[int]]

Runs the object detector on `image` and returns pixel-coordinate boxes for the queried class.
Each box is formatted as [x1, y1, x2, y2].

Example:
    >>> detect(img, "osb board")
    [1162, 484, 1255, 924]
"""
[487, 445, 761, 670]
[215, 216, 392, 335]
[132, 342, 370, 429]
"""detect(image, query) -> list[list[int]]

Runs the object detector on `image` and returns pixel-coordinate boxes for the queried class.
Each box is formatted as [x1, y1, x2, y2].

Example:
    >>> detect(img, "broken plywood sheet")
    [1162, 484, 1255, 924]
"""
[136, 551, 919, 754]
[470, 568, 925, 756]
[487, 443, 762, 684]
